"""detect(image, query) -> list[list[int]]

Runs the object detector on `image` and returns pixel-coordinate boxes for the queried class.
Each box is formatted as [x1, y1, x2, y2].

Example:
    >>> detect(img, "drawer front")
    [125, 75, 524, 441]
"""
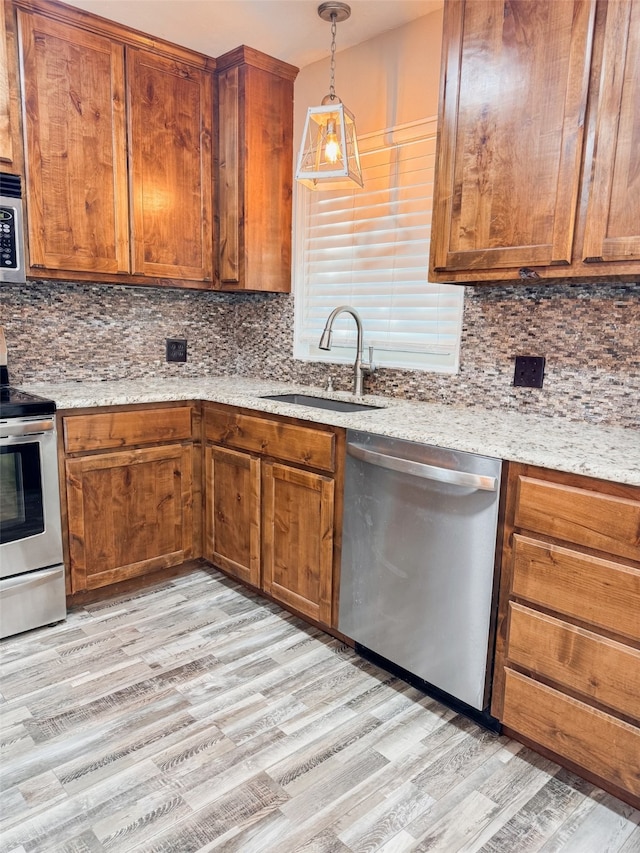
[64, 407, 193, 452]
[205, 408, 335, 473]
[507, 602, 640, 720]
[502, 669, 640, 799]
[512, 535, 640, 641]
[514, 475, 640, 562]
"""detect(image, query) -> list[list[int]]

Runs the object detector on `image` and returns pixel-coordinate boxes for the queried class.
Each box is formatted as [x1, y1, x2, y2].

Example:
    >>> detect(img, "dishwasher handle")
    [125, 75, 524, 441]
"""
[347, 442, 498, 492]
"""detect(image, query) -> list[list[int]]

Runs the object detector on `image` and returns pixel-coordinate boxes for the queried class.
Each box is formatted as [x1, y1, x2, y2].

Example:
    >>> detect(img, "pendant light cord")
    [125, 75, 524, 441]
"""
[329, 13, 337, 102]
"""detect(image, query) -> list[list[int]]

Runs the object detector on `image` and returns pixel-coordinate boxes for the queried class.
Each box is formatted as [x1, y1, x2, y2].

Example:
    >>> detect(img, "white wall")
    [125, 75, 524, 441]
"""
[293, 8, 444, 144]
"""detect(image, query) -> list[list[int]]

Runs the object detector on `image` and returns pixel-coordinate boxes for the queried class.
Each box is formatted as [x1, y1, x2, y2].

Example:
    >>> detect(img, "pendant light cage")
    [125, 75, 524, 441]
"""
[295, 2, 363, 190]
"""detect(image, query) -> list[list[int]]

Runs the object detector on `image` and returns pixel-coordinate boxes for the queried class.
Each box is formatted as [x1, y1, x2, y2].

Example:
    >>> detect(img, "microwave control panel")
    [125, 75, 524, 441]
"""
[1, 206, 19, 272]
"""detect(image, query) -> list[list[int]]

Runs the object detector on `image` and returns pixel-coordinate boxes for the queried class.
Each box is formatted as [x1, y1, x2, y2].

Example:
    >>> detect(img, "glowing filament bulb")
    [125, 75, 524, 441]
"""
[324, 119, 341, 164]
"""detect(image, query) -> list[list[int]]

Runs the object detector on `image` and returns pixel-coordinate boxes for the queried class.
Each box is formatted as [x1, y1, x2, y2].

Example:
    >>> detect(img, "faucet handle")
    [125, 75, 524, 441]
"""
[367, 346, 375, 372]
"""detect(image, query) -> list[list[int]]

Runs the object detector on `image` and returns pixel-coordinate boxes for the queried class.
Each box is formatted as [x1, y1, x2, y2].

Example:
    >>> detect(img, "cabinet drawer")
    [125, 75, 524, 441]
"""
[507, 602, 640, 720]
[502, 669, 640, 799]
[64, 407, 193, 452]
[512, 535, 640, 641]
[205, 409, 335, 472]
[514, 476, 640, 562]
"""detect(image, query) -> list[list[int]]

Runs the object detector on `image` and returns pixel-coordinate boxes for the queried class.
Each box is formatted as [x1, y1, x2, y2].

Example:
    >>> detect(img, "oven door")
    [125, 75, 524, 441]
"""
[0, 417, 63, 579]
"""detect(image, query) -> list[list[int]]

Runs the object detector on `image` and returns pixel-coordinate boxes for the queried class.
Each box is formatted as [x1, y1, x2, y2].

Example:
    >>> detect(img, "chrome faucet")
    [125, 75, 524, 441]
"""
[318, 306, 375, 396]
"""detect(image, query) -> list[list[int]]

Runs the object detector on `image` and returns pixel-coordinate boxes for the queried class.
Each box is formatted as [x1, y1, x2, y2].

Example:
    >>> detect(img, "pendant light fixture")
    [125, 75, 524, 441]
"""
[295, 2, 363, 190]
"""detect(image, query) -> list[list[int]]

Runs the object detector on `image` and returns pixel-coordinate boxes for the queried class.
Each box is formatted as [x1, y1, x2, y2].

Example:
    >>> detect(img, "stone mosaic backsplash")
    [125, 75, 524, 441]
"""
[1, 278, 638, 429]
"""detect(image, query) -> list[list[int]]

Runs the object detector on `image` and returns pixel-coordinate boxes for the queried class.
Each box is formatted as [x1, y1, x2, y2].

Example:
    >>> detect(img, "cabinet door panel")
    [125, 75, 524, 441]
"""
[18, 11, 129, 274]
[127, 48, 213, 282]
[582, 0, 640, 262]
[1, 5, 13, 164]
[431, 0, 595, 272]
[66, 445, 193, 591]
[262, 461, 334, 626]
[204, 445, 261, 587]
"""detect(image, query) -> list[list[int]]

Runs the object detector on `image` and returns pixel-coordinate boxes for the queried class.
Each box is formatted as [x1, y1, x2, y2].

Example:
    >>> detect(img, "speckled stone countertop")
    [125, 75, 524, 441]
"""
[24, 376, 640, 487]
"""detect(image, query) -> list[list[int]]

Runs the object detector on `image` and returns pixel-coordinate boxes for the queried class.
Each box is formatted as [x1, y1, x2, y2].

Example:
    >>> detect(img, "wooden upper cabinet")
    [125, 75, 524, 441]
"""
[127, 48, 213, 282]
[582, 0, 640, 264]
[216, 47, 298, 292]
[430, 0, 595, 276]
[14, 0, 215, 287]
[430, 0, 640, 283]
[17, 10, 130, 274]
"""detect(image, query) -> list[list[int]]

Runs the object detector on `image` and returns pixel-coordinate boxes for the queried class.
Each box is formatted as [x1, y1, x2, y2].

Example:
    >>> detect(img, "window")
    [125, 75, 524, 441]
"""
[293, 118, 464, 373]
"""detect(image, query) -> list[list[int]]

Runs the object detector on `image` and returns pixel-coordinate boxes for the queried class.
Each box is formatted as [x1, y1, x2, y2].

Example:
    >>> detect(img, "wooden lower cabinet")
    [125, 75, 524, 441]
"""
[204, 444, 261, 588]
[262, 461, 334, 625]
[492, 462, 640, 806]
[61, 404, 199, 593]
[203, 403, 342, 629]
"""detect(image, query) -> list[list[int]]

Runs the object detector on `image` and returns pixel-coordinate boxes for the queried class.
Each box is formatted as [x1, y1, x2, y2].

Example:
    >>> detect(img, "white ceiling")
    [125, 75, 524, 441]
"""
[61, 0, 442, 69]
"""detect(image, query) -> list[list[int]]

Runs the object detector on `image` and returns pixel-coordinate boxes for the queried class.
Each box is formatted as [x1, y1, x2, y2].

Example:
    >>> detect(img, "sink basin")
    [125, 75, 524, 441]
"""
[261, 393, 382, 413]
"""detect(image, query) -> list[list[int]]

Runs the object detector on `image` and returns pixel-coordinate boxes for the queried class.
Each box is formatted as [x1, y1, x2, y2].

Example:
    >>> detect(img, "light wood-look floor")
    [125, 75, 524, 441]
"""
[1, 567, 639, 853]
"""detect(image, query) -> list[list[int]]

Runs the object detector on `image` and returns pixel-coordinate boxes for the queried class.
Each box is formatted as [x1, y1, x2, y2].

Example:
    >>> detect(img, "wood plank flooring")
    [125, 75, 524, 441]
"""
[1, 566, 639, 852]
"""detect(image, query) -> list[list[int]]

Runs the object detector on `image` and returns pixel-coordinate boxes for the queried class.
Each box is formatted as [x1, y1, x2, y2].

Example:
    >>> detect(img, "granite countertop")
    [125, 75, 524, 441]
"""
[24, 376, 640, 487]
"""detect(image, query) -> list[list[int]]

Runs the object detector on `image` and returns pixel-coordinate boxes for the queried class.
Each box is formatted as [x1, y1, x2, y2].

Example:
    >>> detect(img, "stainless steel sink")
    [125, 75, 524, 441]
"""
[260, 393, 382, 413]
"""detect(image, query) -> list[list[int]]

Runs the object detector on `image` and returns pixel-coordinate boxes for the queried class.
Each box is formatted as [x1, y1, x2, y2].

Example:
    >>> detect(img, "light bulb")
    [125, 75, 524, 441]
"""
[324, 120, 341, 164]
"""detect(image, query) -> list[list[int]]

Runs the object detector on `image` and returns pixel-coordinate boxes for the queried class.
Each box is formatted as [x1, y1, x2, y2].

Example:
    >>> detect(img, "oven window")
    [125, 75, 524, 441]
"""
[0, 443, 45, 543]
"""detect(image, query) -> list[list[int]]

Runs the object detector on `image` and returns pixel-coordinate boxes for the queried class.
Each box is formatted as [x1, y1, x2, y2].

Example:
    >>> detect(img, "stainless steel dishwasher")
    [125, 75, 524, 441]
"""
[338, 429, 503, 722]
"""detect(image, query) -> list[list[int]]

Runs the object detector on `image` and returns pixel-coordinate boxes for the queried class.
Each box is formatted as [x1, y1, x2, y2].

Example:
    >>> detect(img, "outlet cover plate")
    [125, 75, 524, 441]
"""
[514, 355, 545, 388]
[166, 338, 187, 363]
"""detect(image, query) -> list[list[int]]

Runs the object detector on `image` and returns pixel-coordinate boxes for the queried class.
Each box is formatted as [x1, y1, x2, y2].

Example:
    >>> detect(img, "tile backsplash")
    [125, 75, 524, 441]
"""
[1, 279, 638, 429]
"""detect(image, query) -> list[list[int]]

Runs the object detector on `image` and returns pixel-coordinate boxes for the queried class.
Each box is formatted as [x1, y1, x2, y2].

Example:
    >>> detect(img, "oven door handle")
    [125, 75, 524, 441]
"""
[0, 418, 55, 437]
[347, 442, 499, 492]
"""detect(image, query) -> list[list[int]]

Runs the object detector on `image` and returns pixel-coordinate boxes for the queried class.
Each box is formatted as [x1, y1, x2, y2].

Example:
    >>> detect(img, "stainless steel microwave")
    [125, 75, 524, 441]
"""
[0, 173, 26, 284]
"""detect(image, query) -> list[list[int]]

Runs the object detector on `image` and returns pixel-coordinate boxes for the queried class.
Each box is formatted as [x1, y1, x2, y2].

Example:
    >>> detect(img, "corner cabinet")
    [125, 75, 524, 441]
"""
[429, 0, 640, 284]
[14, 0, 214, 287]
[216, 47, 298, 292]
[203, 403, 343, 628]
[61, 404, 201, 592]
[492, 463, 640, 806]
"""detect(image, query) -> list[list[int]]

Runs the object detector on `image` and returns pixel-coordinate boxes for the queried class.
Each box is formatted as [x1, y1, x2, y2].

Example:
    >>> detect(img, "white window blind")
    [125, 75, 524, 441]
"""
[293, 118, 464, 373]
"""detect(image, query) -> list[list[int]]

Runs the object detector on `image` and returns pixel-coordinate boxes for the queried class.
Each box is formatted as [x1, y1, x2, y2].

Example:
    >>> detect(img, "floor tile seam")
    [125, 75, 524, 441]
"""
[124, 770, 292, 853]
[53, 698, 215, 771]
[7, 693, 201, 788]
[408, 733, 509, 797]
[533, 786, 640, 852]
[441, 764, 566, 852]
[335, 777, 439, 846]
[269, 756, 431, 847]
[178, 644, 353, 708]
[402, 747, 538, 841]
[408, 788, 504, 852]
[19, 677, 198, 738]
[0, 759, 191, 842]
[174, 710, 378, 808]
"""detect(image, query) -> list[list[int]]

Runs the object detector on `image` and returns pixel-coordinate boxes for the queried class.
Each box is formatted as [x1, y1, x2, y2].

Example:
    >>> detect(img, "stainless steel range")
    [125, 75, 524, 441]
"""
[0, 331, 66, 638]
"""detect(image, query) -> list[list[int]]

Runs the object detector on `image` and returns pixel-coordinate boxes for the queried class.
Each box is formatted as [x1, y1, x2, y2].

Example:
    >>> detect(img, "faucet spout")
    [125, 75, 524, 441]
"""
[318, 305, 375, 396]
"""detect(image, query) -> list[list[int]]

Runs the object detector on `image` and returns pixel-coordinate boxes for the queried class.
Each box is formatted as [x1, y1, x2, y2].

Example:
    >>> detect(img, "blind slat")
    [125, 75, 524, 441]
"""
[294, 120, 463, 374]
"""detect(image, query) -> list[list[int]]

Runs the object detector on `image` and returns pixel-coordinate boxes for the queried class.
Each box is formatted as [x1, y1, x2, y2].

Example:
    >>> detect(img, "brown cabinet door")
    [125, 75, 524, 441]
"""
[127, 47, 213, 282]
[216, 48, 297, 292]
[262, 461, 334, 626]
[582, 0, 640, 263]
[1, 4, 15, 165]
[18, 11, 130, 274]
[66, 444, 194, 591]
[204, 444, 261, 588]
[430, 0, 595, 274]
